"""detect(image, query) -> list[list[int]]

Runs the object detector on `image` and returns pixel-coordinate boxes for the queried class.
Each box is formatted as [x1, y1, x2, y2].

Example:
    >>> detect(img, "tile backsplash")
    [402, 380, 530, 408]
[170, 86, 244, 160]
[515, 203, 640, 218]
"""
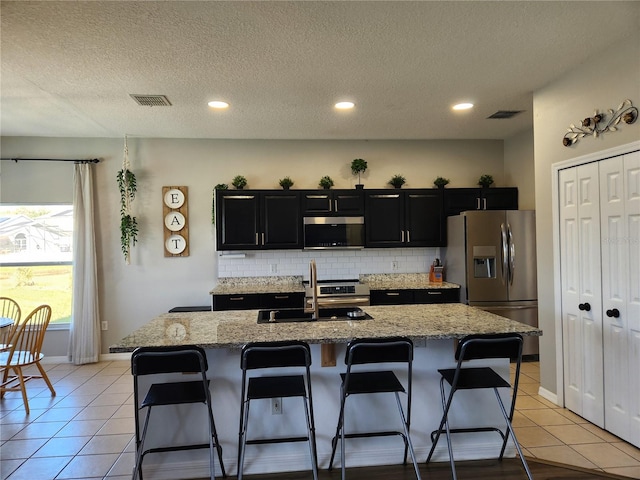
[217, 248, 440, 280]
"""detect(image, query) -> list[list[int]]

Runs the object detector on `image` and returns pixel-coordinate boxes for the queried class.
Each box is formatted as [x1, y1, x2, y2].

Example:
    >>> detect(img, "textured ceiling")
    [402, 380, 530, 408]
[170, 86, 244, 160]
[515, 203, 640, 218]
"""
[1, 1, 639, 140]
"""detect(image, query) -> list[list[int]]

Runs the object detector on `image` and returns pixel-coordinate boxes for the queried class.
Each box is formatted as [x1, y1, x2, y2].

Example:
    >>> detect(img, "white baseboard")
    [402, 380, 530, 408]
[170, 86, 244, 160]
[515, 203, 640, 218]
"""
[139, 441, 515, 479]
[538, 386, 558, 405]
[41, 352, 131, 364]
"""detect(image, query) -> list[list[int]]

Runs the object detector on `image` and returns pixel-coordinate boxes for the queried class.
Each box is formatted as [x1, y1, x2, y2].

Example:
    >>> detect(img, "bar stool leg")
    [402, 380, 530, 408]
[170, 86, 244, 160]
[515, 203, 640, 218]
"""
[237, 400, 251, 480]
[302, 396, 319, 480]
[394, 392, 422, 480]
[494, 389, 533, 480]
[132, 407, 153, 480]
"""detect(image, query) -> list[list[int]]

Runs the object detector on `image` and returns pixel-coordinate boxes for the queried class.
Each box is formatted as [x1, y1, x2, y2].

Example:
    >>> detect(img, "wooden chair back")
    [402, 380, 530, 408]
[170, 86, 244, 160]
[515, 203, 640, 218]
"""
[5, 305, 51, 365]
[0, 297, 22, 342]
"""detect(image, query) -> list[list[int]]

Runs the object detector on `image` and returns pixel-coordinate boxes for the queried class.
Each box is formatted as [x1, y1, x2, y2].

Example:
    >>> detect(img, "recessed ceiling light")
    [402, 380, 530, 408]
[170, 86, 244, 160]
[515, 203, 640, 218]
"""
[335, 101, 355, 110]
[208, 101, 229, 109]
[452, 103, 474, 111]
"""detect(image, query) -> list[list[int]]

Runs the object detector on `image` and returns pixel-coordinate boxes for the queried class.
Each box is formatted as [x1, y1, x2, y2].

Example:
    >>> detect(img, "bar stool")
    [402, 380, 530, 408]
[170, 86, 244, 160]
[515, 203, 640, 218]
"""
[131, 345, 226, 480]
[425, 333, 532, 480]
[328, 336, 422, 480]
[238, 340, 318, 480]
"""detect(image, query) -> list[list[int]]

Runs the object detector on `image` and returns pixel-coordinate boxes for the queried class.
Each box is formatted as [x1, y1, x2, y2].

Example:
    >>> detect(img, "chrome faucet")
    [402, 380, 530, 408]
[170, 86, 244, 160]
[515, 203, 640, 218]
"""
[305, 259, 319, 320]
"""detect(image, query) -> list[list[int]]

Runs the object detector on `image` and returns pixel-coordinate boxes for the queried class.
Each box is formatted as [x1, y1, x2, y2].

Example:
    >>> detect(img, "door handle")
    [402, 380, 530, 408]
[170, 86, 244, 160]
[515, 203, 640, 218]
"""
[578, 303, 591, 311]
[606, 308, 620, 318]
[500, 223, 508, 286]
[507, 223, 515, 286]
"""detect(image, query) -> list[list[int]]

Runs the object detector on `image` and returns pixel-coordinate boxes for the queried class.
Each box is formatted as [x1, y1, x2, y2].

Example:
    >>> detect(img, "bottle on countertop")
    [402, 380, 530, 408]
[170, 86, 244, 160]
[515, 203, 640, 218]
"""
[429, 258, 444, 283]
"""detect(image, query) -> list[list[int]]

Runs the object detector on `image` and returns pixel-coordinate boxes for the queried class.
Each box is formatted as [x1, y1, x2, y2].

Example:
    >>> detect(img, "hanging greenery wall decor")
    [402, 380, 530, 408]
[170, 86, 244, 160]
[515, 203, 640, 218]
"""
[117, 136, 138, 264]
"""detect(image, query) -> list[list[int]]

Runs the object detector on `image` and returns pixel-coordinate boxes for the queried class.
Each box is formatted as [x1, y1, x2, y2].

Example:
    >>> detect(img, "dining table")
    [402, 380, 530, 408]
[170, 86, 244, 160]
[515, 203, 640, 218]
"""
[0, 317, 15, 352]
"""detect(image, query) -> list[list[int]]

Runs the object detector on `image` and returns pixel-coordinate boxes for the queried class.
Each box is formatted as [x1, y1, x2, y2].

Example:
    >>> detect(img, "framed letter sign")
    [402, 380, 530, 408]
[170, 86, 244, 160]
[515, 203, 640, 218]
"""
[162, 186, 189, 257]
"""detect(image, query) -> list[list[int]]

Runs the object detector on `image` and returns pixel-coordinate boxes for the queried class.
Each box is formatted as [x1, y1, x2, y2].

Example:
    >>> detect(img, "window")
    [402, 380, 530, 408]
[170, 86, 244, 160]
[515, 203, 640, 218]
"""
[0, 205, 73, 325]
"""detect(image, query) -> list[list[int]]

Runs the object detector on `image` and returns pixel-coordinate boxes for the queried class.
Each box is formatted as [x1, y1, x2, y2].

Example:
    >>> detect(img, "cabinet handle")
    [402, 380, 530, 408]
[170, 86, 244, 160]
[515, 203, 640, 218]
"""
[255, 233, 259, 245]
[371, 194, 400, 198]
[401, 231, 405, 242]
[406, 230, 411, 243]
[606, 308, 620, 318]
[483, 198, 487, 209]
[427, 291, 442, 295]
[578, 302, 591, 311]
[274, 295, 289, 299]
[261, 233, 265, 245]
[230, 297, 244, 301]
[386, 292, 401, 296]
[476, 198, 481, 209]
[334, 200, 338, 212]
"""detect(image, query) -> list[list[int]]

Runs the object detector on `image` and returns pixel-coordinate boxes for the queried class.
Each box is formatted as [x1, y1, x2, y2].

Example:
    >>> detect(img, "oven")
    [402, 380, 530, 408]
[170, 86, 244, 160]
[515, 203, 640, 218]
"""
[304, 279, 370, 309]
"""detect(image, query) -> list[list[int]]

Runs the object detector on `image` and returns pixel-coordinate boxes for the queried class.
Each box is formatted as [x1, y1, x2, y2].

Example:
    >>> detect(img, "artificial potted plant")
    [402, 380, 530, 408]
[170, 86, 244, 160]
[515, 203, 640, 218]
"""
[478, 174, 494, 188]
[389, 174, 406, 189]
[211, 183, 228, 224]
[319, 175, 334, 189]
[279, 177, 294, 190]
[232, 175, 248, 189]
[433, 176, 450, 189]
[351, 158, 368, 189]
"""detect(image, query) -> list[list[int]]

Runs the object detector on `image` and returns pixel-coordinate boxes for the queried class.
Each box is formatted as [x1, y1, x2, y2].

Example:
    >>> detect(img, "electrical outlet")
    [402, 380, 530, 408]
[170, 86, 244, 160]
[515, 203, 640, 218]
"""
[391, 260, 398, 270]
[271, 397, 282, 415]
[270, 263, 278, 273]
[101, 321, 108, 331]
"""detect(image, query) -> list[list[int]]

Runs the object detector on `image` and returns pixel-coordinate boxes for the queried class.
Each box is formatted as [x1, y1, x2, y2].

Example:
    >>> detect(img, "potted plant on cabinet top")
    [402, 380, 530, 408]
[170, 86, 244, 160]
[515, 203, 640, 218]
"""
[389, 174, 406, 188]
[433, 176, 450, 189]
[319, 175, 334, 189]
[279, 176, 294, 189]
[351, 158, 368, 189]
[478, 174, 494, 188]
[232, 175, 248, 189]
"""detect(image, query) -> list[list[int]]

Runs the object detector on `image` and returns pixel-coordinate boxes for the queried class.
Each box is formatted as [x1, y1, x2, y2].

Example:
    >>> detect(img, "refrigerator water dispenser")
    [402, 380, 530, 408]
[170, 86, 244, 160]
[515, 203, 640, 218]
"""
[472, 246, 496, 278]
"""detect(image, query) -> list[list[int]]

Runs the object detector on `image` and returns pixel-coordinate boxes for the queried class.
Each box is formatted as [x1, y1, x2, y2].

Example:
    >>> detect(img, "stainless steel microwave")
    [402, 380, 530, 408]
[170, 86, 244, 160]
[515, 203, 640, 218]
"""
[303, 216, 365, 249]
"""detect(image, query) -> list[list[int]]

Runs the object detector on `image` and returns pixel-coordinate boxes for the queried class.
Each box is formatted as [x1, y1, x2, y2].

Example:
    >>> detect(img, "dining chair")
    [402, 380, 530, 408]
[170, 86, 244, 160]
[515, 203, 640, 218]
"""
[0, 304, 56, 414]
[0, 297, 21, 351]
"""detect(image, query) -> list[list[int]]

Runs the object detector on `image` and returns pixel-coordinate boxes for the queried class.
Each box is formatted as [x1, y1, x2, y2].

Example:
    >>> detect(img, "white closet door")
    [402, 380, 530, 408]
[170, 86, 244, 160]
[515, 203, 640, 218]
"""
[559, 162, 604, 426]
[601, 151, 640, 445]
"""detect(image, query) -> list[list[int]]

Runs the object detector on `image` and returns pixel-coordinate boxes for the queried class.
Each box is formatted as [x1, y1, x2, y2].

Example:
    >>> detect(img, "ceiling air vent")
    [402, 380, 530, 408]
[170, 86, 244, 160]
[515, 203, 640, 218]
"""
[129, 94, 172, 107]
[487, 110, 524, 119]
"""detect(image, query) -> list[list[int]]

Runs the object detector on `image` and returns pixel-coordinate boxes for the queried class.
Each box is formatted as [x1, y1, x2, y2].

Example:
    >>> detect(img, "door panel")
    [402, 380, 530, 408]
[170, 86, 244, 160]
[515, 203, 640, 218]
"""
[559, 163, 604, 426]
[506, 211, 537, 301]
[463, 211, 508, 303]
[601, 151, 640, 445]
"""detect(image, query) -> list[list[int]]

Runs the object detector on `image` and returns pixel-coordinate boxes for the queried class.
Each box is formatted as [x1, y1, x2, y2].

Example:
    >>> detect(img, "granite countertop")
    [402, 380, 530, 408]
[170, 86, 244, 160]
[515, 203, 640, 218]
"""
[210, 276, 306, 294]
[210, 273, 459, 295]
[359, 273, 459, 290]
[109, 303, 541, 353]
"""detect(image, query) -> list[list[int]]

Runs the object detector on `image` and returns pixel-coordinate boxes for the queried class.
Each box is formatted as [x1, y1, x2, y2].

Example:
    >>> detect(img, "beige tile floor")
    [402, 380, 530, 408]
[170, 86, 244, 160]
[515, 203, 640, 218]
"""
[1, 360, 639, 479]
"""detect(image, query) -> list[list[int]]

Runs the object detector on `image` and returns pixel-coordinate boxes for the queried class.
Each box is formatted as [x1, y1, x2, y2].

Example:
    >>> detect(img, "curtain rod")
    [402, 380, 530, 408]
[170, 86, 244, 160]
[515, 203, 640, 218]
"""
[0, 158, 100, 164]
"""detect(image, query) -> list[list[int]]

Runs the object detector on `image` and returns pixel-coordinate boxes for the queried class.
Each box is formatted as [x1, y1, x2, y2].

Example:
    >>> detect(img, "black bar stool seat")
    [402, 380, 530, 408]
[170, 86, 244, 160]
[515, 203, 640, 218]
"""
[238, 340, 318, 480]
[426, 333, 533, 480]
[131, 345, 226, 480]
[328, 336, 422, 480]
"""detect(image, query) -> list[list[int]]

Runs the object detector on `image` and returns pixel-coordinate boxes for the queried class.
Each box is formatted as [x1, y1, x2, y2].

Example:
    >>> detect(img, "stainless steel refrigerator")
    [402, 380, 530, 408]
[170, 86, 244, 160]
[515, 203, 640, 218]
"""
[444, 210, 539, 356]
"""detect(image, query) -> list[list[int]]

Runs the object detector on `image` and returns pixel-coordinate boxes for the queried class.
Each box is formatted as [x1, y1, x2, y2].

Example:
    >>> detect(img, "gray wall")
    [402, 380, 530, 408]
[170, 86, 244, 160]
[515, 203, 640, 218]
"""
[533, 31, 640, 395]
[2, 138, 525, 356]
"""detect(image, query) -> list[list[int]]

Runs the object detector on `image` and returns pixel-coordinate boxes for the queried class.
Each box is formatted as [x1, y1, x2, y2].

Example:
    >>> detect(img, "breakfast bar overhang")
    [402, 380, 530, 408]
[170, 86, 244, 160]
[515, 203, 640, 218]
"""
[110, 304, 541, 479]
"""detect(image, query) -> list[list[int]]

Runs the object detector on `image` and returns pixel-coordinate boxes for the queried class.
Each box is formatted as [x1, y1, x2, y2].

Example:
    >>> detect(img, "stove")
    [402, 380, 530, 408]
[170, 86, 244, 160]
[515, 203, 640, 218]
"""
[304, 279, 370, 308]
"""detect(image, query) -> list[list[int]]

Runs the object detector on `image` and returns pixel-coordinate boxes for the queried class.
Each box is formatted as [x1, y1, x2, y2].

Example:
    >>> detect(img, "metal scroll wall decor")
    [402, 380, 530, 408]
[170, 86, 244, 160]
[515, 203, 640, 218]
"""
[563, 99, 637, 146]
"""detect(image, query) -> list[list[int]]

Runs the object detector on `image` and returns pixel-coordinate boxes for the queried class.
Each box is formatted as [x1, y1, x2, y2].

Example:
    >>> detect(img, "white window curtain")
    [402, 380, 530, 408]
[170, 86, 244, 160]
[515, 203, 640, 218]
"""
[68, 162, 100, 364]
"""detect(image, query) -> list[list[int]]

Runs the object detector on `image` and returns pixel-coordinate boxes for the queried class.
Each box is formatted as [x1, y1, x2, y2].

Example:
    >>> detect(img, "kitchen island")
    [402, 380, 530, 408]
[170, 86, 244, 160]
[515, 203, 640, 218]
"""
[110, 304, 541, 478]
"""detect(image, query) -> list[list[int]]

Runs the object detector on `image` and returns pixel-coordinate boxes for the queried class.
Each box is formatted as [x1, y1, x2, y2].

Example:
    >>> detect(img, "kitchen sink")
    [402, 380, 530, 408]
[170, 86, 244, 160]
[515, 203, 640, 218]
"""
[257, 307, 373, 324]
